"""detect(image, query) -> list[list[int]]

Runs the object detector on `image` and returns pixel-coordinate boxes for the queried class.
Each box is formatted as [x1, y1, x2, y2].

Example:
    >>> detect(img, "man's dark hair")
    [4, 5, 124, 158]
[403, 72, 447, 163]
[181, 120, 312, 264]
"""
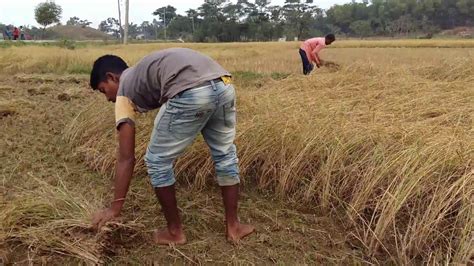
[325, 33, 336, 42]
[90, 55, 128, 90]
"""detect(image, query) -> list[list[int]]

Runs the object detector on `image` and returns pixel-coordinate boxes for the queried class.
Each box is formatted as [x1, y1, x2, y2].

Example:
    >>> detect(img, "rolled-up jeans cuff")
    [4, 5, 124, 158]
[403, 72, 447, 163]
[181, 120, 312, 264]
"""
[150, 176, 176, 188]
[217, 175, 240, 186]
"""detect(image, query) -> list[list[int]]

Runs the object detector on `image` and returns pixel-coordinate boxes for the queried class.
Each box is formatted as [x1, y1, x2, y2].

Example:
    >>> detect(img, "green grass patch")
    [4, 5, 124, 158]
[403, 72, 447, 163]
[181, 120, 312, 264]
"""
[233, 71, 264, 81]
[270, 72, 291, 80]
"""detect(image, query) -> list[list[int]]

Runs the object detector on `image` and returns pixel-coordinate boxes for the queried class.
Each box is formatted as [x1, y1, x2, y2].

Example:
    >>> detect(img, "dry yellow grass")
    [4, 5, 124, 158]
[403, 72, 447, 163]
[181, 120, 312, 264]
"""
[0, 40, 473, 264]
[1, 39, 473, 75]
[331, 38, 474, 48]
[0, 177, 144, 264]
[0, 99, 35, 117]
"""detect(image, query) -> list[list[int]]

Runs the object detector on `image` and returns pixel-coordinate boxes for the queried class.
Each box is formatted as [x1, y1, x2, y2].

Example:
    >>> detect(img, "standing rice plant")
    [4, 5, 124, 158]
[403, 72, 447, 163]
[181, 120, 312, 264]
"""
[62, 47, 473, 263]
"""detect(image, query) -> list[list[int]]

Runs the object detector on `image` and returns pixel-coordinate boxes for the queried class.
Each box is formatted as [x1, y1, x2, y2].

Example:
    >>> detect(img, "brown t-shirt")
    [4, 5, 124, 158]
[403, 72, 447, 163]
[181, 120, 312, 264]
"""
[115, 48, 231, 128]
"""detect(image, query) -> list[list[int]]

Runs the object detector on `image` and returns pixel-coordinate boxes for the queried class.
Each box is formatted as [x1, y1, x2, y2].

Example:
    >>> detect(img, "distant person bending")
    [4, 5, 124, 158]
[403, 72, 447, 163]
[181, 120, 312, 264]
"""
[89, 48, 255, 245]
[299, 34, 336, 75]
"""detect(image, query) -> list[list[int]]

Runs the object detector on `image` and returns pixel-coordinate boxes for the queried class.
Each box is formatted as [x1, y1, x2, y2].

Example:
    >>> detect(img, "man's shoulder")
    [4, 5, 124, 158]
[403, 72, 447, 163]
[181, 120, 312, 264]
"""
[304, 37, 324, 43]
[118, 67, 136, 95]
[144, 47, 194, 59]
[315, 37, 326, 43]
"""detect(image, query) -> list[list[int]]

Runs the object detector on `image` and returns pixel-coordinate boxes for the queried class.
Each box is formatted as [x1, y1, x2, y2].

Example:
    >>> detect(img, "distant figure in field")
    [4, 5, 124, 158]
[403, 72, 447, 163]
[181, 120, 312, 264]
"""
[299, 34, 336, 75]
[19, 26, 25, 40]
[12, 27, 20, 40]
[89, 48, 254, 245]
[4, 26, 12, 40]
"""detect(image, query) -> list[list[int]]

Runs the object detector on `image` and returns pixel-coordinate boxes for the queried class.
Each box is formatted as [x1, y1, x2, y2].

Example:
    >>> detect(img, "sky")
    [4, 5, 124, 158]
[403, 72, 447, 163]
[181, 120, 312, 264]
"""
[0, 0, 350, 28]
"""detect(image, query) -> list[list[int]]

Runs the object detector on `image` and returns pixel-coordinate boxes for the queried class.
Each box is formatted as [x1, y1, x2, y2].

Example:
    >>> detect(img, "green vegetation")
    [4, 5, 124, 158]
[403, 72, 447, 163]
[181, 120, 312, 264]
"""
[121, 0, 474, 41]
[34, 1, 62, 38]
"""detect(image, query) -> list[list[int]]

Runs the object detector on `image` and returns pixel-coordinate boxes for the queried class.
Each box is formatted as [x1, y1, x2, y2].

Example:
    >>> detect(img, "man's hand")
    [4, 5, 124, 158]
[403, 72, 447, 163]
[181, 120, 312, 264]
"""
[314, 57, 322, 68]
[92, 207, 120, 230]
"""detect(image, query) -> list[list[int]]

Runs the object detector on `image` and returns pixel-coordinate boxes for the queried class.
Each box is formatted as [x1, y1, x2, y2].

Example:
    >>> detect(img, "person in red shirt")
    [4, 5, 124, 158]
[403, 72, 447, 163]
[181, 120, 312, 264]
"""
[13, 27, 20, 40]
[299, 34, 336, 75]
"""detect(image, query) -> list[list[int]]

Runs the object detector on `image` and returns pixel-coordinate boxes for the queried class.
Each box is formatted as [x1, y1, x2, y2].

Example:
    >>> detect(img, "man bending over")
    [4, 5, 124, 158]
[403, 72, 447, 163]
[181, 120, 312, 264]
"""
[89, 48, 255, 244]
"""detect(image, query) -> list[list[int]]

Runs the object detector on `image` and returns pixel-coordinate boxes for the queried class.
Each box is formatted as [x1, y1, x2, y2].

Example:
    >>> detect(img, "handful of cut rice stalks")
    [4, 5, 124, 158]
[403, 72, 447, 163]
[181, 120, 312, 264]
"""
[320, 60, 341, 71]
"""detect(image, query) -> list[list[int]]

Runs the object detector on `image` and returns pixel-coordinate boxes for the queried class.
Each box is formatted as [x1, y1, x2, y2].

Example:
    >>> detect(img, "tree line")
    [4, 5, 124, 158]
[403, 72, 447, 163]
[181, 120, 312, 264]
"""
[1, 0, 473, 41]
[99, 0, 474, 41]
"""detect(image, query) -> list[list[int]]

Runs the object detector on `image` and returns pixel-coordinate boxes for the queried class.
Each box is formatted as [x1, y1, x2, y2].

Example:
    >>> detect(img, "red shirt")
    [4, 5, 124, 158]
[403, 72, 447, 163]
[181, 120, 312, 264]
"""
[300, 37, 326, 63]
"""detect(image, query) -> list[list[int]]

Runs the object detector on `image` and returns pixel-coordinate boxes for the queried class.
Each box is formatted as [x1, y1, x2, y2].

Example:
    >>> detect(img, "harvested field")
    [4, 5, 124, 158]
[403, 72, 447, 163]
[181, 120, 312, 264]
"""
[0, 40, 473, 264]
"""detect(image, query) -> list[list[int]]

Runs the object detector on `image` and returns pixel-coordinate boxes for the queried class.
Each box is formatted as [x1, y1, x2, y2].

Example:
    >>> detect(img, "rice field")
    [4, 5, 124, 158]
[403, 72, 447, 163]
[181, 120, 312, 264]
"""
[0, 40, 473, 264]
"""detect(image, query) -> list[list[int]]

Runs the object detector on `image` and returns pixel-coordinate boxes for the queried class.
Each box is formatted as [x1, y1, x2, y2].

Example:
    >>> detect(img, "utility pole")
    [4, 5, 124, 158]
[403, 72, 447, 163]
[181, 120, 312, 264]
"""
[117, 0, 123, 41]
[124, 0, 129, 44]
[163, 8, 167, 40]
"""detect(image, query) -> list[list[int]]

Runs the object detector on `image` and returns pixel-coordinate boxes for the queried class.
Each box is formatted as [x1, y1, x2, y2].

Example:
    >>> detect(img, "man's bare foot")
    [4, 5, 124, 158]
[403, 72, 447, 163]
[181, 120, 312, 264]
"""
[153, 228, 187, 245]
[226, 223, 255, 243]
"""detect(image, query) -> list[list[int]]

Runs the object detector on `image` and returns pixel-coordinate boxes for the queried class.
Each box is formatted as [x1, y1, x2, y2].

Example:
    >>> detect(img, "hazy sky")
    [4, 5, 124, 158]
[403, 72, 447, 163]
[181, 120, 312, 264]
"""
[1, 0, 350, 28]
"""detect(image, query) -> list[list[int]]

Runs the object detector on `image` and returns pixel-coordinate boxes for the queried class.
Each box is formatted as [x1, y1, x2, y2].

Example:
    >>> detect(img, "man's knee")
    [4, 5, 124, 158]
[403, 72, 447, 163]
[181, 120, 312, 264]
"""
[145, 149, 176, 188]
[146, 160, 176, 188]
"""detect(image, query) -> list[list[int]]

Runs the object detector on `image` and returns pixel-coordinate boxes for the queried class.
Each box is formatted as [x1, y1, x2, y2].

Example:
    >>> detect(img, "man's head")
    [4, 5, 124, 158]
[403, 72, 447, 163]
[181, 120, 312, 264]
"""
[325, 33, 336, 45]
[90, 55, 128, 103]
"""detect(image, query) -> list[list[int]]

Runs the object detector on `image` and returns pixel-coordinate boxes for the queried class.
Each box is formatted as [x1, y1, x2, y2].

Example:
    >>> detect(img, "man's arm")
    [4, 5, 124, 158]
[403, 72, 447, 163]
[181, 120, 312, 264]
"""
[92, 122, 135, 229]
[111, 122, 136, 212]
[312, 48, 322, 67]
[312, 40, 326, 67]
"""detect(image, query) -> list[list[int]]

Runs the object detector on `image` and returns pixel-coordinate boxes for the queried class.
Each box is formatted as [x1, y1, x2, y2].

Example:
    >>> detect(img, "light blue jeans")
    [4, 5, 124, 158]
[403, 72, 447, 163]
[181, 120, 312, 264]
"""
[144, 80, 240, 188]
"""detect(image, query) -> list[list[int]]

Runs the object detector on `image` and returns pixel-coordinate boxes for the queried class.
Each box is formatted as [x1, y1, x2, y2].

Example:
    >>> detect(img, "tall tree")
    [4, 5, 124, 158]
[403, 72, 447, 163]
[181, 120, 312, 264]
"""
[34, 1, 62, 37]
[152, 5, 177, 39]
[98, 18, 121, 38]
[195, 0, 227, 41]
[152, 6, 177, 27]
[186, 9, 199, 34]
[282, 0, 321, 40]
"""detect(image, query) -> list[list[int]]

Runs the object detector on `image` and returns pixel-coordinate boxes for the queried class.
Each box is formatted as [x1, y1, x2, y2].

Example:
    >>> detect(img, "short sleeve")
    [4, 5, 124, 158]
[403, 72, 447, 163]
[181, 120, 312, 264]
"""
[115, 96, 136, 129]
